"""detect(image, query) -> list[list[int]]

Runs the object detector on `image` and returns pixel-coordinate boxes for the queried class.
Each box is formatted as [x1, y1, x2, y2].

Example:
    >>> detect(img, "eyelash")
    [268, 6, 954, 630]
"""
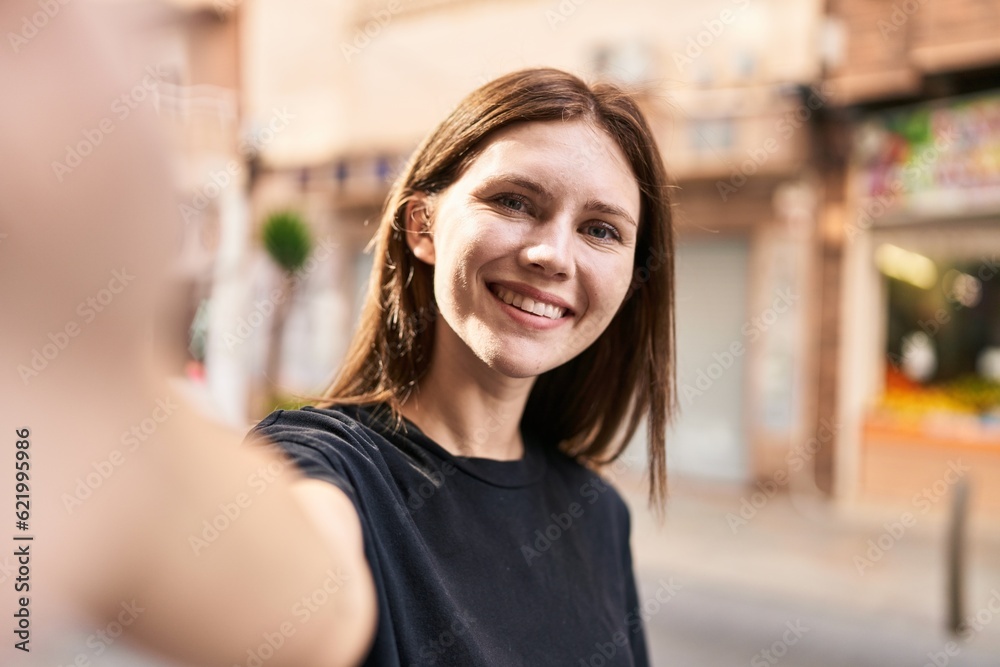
[494, 193, 531, 214]
[491, 193, 623, 244]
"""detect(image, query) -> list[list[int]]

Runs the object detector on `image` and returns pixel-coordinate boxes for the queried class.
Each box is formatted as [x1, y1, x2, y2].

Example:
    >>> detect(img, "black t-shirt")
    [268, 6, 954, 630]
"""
[246, 403, 650, 667]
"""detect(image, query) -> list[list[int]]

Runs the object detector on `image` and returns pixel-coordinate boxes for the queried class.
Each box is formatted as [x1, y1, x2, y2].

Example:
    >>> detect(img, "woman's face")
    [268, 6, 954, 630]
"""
[407, 119, 641, 379]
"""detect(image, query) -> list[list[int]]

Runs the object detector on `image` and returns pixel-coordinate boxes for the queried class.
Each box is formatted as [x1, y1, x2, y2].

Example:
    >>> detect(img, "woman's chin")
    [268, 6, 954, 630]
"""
[481, 350, 565, 379]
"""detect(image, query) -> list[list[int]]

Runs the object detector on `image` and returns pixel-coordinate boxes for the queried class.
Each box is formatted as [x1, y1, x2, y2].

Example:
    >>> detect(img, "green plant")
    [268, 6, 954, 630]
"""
[943, 375, 1000, 413]
[262, 210, 312, 273]
[258, 210, 314, 417]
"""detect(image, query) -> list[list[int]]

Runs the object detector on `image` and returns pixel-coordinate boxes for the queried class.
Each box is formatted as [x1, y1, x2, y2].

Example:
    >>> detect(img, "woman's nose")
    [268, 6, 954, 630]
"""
[520, 218, 575, 279]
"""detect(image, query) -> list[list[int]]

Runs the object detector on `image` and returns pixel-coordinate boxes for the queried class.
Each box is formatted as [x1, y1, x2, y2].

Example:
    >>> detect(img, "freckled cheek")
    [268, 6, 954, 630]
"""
[434, 231, 499, 307]
[583, 260, 633, 316]
[460, 226, 519, 272]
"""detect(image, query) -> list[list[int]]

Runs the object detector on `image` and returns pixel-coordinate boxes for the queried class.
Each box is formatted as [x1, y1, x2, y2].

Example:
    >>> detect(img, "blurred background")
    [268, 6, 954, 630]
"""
[29, 0, 1000, 664]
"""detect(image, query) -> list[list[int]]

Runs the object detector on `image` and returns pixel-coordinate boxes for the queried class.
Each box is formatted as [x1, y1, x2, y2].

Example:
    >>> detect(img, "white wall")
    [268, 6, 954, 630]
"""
[241, 0, 824, 165]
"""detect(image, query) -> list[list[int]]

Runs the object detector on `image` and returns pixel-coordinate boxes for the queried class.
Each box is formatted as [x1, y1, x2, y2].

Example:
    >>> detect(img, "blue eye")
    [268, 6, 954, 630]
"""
[586, 222, 622, 243]
[494, 193, 529, 213]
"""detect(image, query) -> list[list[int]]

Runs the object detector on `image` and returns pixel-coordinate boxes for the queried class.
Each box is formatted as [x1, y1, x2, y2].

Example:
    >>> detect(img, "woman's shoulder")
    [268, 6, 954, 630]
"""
[244, 403, 401, 496]
[246, 403, 395, 455]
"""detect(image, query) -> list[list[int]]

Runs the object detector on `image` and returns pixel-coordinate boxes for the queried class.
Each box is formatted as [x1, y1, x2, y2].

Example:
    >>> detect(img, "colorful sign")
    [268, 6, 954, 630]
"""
[852, 91, 1000, 221]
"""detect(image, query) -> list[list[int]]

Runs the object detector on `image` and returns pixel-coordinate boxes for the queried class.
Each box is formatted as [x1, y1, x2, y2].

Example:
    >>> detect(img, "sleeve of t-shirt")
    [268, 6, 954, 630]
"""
[243, 409, 362, 509]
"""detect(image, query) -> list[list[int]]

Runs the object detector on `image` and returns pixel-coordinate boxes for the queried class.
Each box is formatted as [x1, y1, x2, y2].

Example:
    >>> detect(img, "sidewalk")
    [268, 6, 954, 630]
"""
[616, 473, 1000, 656]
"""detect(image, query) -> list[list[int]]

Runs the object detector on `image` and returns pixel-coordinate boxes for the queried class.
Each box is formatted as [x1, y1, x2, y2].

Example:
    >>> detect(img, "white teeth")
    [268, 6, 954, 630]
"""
[491, 285, 566, 320]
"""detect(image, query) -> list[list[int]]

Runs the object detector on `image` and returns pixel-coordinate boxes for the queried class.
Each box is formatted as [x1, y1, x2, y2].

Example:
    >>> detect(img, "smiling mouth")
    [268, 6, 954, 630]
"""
[488, 283, 570, 320]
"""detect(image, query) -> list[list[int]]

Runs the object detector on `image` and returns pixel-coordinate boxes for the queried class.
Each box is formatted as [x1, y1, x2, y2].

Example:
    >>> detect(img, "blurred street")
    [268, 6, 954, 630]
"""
[6, 0, 1000, 665]
[619, 474, 1000, 666]
[29, 472, 1000, 667]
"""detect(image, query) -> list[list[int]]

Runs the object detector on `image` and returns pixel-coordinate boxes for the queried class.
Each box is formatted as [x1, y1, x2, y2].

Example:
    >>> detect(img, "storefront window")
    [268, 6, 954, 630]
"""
[879, 249, 1000, 431]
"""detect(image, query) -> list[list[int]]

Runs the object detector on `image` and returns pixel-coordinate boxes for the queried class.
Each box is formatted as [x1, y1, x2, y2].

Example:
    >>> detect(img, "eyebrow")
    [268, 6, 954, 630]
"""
[480, 173, 638, 229]
[584, 198, 638, 229]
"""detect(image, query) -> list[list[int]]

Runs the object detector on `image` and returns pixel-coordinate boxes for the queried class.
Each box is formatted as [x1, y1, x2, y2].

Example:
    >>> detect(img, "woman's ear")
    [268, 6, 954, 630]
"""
[403, 194, 435, 266]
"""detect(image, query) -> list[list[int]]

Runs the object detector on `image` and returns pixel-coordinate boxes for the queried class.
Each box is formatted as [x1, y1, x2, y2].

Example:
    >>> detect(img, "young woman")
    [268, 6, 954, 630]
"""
[248, 67, 676, 666]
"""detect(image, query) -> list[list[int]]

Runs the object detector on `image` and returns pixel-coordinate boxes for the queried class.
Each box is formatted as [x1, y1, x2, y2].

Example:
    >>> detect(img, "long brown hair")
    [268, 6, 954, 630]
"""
[316, 68, 676, 516]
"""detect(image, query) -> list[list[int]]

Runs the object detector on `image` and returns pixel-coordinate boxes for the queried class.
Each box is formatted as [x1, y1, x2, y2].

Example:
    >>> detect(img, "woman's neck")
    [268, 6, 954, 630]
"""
[398, 324, 535, 461]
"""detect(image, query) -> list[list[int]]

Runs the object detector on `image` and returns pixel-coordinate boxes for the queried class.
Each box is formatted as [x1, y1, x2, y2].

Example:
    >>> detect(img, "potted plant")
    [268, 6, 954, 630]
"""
[260, 210, 312, 412]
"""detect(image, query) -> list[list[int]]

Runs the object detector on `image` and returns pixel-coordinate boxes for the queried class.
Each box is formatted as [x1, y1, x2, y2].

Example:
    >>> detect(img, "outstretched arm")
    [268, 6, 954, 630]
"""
[0, 2, 375, 665]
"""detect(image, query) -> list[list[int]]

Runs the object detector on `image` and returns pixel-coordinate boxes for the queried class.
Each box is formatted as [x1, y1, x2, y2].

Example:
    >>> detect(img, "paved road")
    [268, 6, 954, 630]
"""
[637, 571, 1000, 667]
[29, 475, 1000, 667]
